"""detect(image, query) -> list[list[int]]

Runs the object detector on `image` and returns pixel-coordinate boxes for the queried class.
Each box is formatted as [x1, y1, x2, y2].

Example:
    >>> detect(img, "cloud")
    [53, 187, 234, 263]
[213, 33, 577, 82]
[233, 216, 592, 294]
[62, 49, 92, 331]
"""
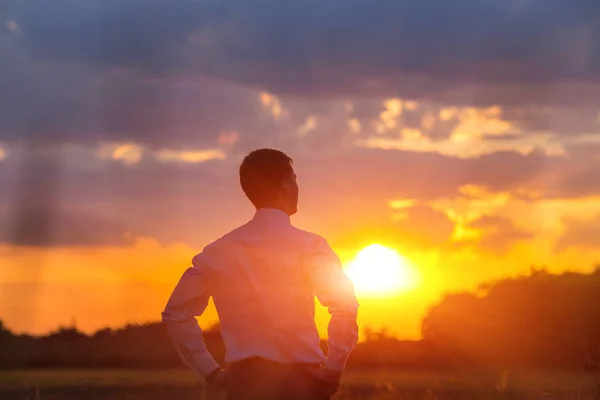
[0, 207, 134, 247]
[155, 148, 226, 164]
[0, 142, 596, 247]
[555, 215, 600, 251]
[501, 105, 600, 137]
[392, 204, 456, 247]
[308, 148, 570, 201]
[3, 0, 600, 107]
[3, 3, 600, 165]
[95, 143, 227, 165]
[545, 163, 600, 199]
[98, 143, 144, 165]
[0, 55, 269, 148]
[466, 215, 534, 253]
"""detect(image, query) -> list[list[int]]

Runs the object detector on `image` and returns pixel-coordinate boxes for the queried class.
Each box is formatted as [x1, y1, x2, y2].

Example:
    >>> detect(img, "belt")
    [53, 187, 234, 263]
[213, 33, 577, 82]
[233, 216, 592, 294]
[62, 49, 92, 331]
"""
[231, 356, 322, 369]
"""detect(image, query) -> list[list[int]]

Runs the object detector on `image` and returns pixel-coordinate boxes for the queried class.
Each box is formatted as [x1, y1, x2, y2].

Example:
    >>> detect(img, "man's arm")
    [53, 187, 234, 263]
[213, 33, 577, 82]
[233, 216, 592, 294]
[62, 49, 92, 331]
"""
[161, 258, 220, 378]
[308, 237, 360, 372]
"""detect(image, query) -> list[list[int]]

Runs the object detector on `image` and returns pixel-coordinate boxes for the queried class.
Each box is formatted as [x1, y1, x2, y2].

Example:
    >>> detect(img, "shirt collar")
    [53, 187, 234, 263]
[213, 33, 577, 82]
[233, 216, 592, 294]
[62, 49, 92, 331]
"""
[252, 208, 291, 225]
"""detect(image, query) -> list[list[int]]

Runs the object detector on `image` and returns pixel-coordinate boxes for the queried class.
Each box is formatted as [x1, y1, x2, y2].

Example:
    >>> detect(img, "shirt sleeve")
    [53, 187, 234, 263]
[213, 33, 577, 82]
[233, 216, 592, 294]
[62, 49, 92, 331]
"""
[307, 237, 360, 371]
[161, 257, 220, 378]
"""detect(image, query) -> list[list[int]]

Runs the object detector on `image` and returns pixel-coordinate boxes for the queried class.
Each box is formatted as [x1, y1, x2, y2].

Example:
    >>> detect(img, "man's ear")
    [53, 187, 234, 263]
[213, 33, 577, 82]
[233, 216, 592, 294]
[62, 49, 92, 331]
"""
[281, 178, 292, 194]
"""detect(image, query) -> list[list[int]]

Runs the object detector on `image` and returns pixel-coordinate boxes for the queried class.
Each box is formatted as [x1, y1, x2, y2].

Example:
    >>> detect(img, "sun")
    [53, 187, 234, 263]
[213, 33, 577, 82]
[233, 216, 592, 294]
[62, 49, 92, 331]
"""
[345, 244, 421, 297]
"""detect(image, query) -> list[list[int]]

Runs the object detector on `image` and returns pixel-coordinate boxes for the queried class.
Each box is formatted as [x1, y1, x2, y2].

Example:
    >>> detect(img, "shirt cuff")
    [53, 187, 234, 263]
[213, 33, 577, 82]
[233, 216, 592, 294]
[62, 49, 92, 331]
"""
[188, 350, 221, 378]
[324, 351, 350, 372]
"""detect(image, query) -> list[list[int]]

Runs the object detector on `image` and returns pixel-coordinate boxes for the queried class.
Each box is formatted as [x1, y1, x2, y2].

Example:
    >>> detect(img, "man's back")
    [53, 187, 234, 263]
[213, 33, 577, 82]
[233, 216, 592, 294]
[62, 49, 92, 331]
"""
[163, 208, 359, 372]
[202, 208, 328, 365]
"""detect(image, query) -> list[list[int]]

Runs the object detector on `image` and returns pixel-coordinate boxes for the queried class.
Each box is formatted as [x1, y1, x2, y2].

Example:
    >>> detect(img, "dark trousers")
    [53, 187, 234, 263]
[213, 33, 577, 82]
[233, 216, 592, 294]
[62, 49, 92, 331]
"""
[225, 357, 332, 400]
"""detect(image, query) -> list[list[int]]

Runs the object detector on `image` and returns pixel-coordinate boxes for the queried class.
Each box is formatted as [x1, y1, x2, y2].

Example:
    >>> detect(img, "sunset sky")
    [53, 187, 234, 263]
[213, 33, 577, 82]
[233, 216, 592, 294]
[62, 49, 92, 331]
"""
[1, 0, 600, 340]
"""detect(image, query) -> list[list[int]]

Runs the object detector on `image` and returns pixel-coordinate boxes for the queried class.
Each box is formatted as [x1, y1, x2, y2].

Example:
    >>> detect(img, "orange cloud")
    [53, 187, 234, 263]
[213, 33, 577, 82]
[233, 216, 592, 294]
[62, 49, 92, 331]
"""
[298, 115, 318, 136]
[348, 118, 362, 134]
[155, 149, 226, 163]
[259, 91, 285, 119]
[356, 130, 563, 158]
[217, 130, 239, 146]
[450, 106, 513, 143]
[97, 143, 144, 165]
[378, 98, 403, 132]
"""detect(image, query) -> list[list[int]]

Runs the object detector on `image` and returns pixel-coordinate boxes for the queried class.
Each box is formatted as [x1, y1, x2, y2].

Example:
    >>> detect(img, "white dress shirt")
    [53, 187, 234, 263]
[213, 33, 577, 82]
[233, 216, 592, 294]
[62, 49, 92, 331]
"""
[162, 208, 359, 377]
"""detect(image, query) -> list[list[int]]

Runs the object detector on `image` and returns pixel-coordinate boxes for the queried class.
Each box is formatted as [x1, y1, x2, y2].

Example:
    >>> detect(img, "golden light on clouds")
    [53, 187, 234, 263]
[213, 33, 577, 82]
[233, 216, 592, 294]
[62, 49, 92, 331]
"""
[445, 208, 484, 242]
[439, 107, 458, 121]
[450, 106, 513, 142]
[356, 122, 562, 158]
[388, 198, 417, 209]
[155, 149, 226, 163]
[401, 127, 424, 141]
[431, 184, 512, 241]
[420, 111, 437, 132]
[259, 91, 284, 119]
[388, 198, 418, 221]
[378, 98, 403, 131]
[458, 184, 511, 207]
[348, 118, 362, 134]
[101, 143, 143, 165]
[405, 101, 419, 111]
[298, 115, 318, 136]
[0, 145, 7, 160]
[97, 143, 226, 164]
[354, 103, 544, 158]
[217, 130, 239, 146]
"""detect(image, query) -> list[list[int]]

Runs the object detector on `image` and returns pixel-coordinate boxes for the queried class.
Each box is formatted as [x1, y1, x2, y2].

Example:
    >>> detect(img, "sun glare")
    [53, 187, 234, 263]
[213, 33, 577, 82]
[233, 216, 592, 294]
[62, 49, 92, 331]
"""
[345, 244, 421, 297]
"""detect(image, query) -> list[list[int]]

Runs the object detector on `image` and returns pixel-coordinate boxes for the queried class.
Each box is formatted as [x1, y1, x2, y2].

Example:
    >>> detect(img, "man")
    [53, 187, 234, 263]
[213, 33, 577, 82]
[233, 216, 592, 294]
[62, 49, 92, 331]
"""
[162, 148, 359, 400]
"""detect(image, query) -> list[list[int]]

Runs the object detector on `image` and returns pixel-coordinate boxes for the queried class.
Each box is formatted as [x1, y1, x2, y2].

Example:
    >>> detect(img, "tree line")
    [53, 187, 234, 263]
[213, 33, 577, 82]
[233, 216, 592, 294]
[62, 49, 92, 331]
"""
[1, 267, 599, 371]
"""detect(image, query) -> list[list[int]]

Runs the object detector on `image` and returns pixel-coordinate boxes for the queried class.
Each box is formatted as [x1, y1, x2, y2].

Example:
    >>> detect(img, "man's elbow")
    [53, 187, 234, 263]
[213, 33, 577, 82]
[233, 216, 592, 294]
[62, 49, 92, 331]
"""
[332, 299, 359, 318]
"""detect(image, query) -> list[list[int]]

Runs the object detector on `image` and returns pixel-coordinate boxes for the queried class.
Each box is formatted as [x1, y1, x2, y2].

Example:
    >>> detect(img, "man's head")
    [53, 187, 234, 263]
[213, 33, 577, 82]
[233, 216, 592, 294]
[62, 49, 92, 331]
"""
[239, 149, 298, 216]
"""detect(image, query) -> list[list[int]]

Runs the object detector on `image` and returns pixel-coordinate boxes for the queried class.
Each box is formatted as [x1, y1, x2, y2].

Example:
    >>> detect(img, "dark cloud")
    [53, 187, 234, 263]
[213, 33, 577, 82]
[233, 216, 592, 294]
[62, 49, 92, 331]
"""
[301, 148, 571, 201]
[468, 215, 534, 253]
[0, 54, 267, 148]
[545, 162, 600, 199]
[3, 0, 600, 108]
[2, 0, 600, 154]
[564, 141, 600, 159]
[555, 215, 600, 251]
[501, 105, 600, 136]
[0, 207, 134, 247]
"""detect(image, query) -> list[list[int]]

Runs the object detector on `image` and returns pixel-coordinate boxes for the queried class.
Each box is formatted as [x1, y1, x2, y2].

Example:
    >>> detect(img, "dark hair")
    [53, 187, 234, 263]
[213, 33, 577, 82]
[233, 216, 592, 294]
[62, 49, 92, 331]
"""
[239, 149, 294, 208]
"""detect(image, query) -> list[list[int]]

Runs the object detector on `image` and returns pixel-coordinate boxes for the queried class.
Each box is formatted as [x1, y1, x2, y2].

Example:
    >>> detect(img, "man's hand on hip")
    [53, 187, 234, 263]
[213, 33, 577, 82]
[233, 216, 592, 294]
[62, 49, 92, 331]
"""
[308, 367, 343, 395]
[205, 367, 228, 389]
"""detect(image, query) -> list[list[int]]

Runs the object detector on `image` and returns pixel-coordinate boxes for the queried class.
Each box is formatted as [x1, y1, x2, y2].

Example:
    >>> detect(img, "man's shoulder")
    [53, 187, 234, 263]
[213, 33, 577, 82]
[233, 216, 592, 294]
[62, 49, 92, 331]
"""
[289, 225, 331, 250]
[200, 222, 330, 254]
[203, 223, 251, 250]
[192, 224, 250, 267]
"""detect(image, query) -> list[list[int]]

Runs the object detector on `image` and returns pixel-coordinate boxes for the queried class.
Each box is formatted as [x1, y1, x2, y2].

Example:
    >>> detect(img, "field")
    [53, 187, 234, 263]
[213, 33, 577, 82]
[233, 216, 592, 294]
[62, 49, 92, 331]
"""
[0, 369, 599, 400]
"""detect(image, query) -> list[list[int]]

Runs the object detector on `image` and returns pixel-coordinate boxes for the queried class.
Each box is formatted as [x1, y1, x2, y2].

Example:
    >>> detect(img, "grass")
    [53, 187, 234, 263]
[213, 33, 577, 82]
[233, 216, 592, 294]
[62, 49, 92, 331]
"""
[0, 369, 599, 399]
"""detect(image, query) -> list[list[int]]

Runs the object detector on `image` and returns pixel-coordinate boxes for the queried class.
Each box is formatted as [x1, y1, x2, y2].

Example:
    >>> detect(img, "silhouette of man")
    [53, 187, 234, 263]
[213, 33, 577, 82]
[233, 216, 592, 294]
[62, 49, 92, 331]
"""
[162, 149, 359, 400]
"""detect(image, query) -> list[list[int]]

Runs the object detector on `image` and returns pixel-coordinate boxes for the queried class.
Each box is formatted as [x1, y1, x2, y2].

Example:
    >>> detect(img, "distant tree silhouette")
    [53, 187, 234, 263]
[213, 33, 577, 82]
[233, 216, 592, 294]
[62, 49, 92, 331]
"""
[422, 267, 600, 371]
